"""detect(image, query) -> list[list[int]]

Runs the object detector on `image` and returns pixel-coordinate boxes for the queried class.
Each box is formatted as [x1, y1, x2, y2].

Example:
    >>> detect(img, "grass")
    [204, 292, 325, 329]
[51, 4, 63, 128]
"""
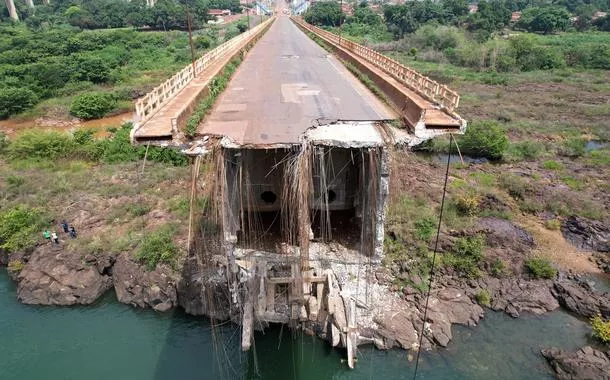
[185, 55, 243, 137]
[475, 289, 491, 307]
[525, 257, 558, 279]
[134, 224, 179, 270]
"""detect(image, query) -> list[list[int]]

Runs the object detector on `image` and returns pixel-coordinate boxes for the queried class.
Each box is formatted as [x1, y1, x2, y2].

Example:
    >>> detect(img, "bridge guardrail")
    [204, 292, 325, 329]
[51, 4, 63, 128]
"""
[135, 17, 275, 126]
[291, 17, 460, 113]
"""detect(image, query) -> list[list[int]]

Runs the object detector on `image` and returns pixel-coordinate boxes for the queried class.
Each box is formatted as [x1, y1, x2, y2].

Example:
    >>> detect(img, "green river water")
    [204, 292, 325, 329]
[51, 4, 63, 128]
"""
[0, 269, 602, 380]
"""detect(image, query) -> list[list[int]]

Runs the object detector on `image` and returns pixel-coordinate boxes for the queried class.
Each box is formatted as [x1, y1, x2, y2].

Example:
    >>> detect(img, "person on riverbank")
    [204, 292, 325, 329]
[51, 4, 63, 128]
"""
[51, 232, 59, 245]
[42, 230, 51, 241]
[69, 226, 77, 239]
[61, 220, 69, 233]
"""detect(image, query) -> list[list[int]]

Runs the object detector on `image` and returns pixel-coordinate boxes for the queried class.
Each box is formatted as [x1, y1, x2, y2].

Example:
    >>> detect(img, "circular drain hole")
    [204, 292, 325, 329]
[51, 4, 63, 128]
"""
[327, 190, 337, 203]
[261, 191, 277, 204]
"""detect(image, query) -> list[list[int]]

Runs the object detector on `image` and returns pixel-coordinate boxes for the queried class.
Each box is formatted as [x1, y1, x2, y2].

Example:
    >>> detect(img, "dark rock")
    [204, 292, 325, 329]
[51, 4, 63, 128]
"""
[476, 217, 534, 253]
[561, 216, 610, 252]
[484, 277, 559, 316]
[552, 280, 610, 318]
[425, 288, 484, 347]
[541, 346, 610, 380]
[16, 247, 112, 305]
[176, 255, 231, 319]
[112, 253, 177, 311]
[0, 248, 7, 266]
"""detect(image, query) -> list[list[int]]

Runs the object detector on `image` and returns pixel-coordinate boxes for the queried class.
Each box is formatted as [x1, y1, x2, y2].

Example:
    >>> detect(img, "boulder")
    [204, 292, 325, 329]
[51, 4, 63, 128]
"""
[112, 253, 177, 311]
[484, 277, 559, 317]
[541, 346, 610, 380]
[17, 246, 112, 305]
[552, 280, 610, 318]
[561, 216, 609, 252]
[476, 217, 535, 253]
[425, 288, 484, 346]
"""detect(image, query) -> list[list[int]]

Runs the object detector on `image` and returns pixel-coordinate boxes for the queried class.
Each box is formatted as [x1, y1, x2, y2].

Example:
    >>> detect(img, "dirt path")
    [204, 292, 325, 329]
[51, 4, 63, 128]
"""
[517, 215, 600, 274]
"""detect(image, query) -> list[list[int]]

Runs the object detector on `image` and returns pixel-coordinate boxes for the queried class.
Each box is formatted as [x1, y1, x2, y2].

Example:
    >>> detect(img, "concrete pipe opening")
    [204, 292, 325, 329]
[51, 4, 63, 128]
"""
[261, 191, 277, 204]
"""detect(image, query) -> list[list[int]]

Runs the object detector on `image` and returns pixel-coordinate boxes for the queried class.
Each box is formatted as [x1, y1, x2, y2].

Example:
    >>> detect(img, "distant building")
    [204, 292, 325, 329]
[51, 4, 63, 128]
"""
[511, 11, 521, 23]
[592, 11, 607, 20]
[208, 9, 232, 17]
[341, 3, 353, 16]
[468, 4, 478, 13]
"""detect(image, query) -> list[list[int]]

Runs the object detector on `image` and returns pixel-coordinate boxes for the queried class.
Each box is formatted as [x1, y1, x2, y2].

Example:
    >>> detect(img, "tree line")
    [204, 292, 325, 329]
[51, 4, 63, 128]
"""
[1, 0, 242, 30]
[304, 0, 610, 39]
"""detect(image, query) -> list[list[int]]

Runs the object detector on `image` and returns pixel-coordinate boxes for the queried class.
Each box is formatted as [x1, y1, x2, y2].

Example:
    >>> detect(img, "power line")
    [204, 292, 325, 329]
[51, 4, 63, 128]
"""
[412, 134, 453, 380]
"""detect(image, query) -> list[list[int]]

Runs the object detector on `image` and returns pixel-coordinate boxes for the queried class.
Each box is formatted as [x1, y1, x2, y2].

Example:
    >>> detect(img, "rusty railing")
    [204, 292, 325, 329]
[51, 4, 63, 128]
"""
[291, 17, 460, 113]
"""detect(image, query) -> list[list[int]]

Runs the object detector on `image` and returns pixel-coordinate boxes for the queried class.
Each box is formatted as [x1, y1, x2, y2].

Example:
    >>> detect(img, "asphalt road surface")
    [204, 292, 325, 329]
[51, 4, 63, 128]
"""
[198, 16, 395, 146]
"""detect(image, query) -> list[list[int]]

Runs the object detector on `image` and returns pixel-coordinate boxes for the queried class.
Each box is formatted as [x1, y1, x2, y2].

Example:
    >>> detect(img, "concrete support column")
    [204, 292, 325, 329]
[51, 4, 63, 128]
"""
[374, 148, 389, 259]
[25, 0, 34, 8]
[5, 0, 19, 21]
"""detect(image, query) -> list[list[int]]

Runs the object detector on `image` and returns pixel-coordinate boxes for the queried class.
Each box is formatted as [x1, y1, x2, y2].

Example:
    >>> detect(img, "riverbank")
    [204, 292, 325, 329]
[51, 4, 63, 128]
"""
[0, 267, 605, 380]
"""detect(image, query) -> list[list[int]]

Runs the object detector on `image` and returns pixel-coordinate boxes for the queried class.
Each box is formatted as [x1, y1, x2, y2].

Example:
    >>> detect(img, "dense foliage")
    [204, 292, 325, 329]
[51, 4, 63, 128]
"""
[134, 224, 179, 270]
[1, 0, 241, 30]
[0, 24, 213, 119]
[458, 120, 509, 160]
[70, 92, 118, 119]
[304, 2, 344, 27]
[3, 123, 188, 166]
[0, 206, 49, 253]
[525, 257, 558, 279]
[590, 315, 610, 344]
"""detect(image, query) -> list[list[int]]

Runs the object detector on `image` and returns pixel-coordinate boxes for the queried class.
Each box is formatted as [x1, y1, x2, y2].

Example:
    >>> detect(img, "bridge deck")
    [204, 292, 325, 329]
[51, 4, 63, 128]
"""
[198, 16, 395, 146]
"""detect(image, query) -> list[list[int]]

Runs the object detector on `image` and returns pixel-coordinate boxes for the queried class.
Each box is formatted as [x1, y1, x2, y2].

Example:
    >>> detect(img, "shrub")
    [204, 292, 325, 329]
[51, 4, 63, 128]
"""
[0, 87, 38, 119]
[525, 257, 557, 279]
[454, 191, 481, 216]
[542, 160, 562, 170]
[559, 137, 586, 158]
[194, 36, 211, 49]
[70, 92, 117, 120]
[0, 206, 48, 253]
[0, 132, 8, 153]
[6, 130, 75, 160]
[134, 225, 179, 271]
[544, 219, 561, 230]
[7, 260, 25, 274]
[414, 216, 436, 241]
[499, 174, 532, 200]
[491, 258, 509, 277]
[443, 235, 485, 278]
[590, 315, 610, 344]
[508, 141, 546, 161]
[457, 120, 509, 160]
[475, 289, 491, 307]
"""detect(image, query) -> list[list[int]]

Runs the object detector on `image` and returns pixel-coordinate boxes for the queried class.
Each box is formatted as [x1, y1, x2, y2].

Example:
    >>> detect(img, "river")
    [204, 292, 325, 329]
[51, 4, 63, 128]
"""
[1, 269, 602, 380]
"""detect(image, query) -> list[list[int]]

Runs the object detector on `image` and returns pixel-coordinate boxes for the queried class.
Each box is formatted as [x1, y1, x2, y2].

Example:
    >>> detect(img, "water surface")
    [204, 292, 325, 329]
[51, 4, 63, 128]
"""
[0, 269, 596, 380]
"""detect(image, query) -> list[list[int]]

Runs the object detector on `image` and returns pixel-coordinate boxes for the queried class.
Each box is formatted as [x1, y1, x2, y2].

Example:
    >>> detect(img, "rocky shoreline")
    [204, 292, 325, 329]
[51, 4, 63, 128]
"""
[1, 213, 608, 379]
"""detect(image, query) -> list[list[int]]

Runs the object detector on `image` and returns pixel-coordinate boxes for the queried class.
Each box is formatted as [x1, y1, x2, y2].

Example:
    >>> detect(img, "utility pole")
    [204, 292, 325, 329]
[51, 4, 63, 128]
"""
[246, 0, 251, 30]
[338, 0, 343, 45]
[5, 0, 19, 21]
[184, 1, 197, 76]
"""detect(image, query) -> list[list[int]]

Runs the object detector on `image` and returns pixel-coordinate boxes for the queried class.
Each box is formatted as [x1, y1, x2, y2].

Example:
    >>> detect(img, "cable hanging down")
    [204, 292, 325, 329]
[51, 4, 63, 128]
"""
[412, 134, 453, 380]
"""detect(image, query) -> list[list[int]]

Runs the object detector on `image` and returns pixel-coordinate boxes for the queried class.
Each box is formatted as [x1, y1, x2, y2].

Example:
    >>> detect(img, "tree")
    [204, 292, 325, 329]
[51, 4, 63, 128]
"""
[594, 14, 610, 31]
[0, 87, 38, 119]
[304, 2, 344, 27]
[517, 6, 571, 33]
[384, 5, 419, 37]
[350, 6, 382, 25]
[467, 0, 512, 34]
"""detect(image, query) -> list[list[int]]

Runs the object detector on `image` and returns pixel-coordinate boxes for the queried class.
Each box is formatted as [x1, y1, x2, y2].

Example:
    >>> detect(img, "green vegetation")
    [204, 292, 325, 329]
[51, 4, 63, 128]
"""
[70, 92, 118, 120]
[443, 235, 485, 278]
[544, 219, 561, 230]
[185, 55, 243, 137]
[414, 216, 437, 241]
[0, 206, 48, 253]
[134, 224, 179, 270]
[304, 2, 344, 27]
[475, 289, 491, 306]
[590, 315, 610, 344]
[458, 120, 509, 160]
[525, 256, 558, 279]
[491, 258, 510, 277]
[542, 160, 563, 170]
[4, 123, 187, 166]
[7, 260, 25, 274]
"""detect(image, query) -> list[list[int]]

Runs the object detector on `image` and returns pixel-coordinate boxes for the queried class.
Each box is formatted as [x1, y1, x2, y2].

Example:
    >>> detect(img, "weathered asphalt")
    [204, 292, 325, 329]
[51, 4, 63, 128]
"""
[198, 16, 395, 145]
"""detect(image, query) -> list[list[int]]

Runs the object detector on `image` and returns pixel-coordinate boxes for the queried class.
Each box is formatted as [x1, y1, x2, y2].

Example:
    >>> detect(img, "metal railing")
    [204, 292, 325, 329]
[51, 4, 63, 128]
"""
[135, 17, 275, 125]
[291, 17, 460, 113]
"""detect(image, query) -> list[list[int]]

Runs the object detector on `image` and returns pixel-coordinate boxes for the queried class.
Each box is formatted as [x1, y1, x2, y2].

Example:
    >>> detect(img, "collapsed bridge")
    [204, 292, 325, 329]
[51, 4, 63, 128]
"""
[131, 13, 465, 368]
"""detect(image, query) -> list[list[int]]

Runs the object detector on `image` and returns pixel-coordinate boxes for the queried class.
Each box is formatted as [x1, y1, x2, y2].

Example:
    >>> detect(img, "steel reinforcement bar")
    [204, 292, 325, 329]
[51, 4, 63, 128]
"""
[135, 17, 275, 126]
[291, 17, 460, 114]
